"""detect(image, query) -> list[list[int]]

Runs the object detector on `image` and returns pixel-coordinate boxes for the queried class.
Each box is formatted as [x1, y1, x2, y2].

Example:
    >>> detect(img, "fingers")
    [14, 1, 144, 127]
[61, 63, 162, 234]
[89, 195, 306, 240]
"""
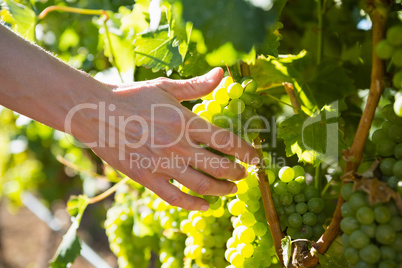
[188, 117, 259, 165]
[174, 166, 237, 196]
[157, 67, 224, 101]
[150, 176, 210, 211]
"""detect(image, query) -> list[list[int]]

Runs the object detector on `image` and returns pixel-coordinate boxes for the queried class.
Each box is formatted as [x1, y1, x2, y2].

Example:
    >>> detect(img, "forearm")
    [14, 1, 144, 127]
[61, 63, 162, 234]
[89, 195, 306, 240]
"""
[0, 24, 109, 138]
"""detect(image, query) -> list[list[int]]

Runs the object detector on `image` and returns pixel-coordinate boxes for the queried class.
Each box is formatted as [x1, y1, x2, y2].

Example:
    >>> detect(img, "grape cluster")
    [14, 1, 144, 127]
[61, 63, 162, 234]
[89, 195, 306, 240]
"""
[225, 165, 278, 268]
[374, 23, 402, 116]
[340, 183, 402, 267]
[271, 165, 326, 241]
[192, 75, 268, 143]
[371, 104, 402, 194]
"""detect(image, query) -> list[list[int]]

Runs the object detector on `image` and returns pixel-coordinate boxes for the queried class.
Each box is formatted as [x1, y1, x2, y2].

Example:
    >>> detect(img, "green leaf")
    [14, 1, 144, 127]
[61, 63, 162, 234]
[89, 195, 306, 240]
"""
[134, 27, 182, 72]
[3, 0, 36, 41]
[179, 0, 285, 53]
[281, 236, 292, 268]
[50, 195, 89, 268]
[277, 103, 347, 167]
[318, 236, 348, 267]
[180, 43, 210, 77]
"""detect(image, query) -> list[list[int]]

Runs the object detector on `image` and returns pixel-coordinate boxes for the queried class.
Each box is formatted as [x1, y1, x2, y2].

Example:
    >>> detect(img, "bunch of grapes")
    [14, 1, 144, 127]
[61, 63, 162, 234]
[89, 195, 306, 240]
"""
[180, 197, 232, 267]
[340, 183, 402, 267]
[225, 165, 278, 268]
[374, 23, 402, 116]
[192, 75, 268, 143]
[371, 104, 402, 194]
[271, 165, 326, 241]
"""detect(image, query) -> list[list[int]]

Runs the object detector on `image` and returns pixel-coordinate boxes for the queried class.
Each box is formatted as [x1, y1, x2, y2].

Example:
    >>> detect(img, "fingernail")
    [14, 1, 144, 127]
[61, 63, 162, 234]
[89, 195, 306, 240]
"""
[231, 185, 238, 194]
[201, 204, 209, 211]
[251, 157, 260, 165]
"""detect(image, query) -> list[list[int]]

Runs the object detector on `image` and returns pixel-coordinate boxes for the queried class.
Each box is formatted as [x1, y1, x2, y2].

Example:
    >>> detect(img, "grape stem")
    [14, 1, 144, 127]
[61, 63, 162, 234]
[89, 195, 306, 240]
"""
[283, 82, 301, 113]
[303, 3, 388, 264]
[38, 6, 109, 20]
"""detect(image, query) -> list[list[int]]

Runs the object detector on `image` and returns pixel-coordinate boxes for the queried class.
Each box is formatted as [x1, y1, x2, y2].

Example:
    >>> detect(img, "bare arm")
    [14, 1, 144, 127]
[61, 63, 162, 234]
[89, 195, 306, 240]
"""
[0, 23, 258, 210]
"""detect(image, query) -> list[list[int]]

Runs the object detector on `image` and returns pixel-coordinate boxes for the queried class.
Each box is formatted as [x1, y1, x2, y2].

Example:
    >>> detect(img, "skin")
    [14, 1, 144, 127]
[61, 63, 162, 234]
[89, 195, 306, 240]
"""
[0, 23, 259, 211]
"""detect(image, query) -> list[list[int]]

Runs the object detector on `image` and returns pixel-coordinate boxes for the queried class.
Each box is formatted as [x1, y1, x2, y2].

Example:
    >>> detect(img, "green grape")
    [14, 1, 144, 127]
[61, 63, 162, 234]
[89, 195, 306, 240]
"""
[292, 165, 305, 178]
[252, 221, 267, 236]
[307, 197, 325, 213]
[393, 70, 402, 89]
[273, 181, 287, 195]
[349, 191, 368, 210]
[380, 158, 397, 176]
[388, 124, 402, 143]
[374, 205, 391, 224]
[295, 202, 308, 215]
[287, 180, 302, 195]
[250, 97, 264, 109]
[295, 176, 307, 189]
[386, 24, 402, 46]
[344, 247, 360, 265]
[228, 99, 245, 114]
[228, 199, 246, 216]
[298, 225, 313, 239]
[225, 248, 237, 262]
[212, 113, 230, 128]
[246, 199, 260, 213]
[266, 170, 276, 184]
[205, 100, 222, 114]
[390, 233, 402, 252]
[376, 224, 396, 245]
[294, 192, 307, 203]
[286, 226, 300, 237]
[375, 39, 394, 59]
[317, 212, 326, 225]
[383, 104, 402, 123]
[394, 95, 402, 117]
[359, 244, 381, 264]
[221, 76, 234, 88]
[341, 217, 360, 235]
[380, 246, 396, 260]
[230, 252, 245, 266]
[227, 83, 244, 99]
[387, 176, 399, 190]
[355, 261, 376, 268]
[342, 234, 350, 248]
[236, 243, 254, 258]
[350, 230, 370, 249]
[392, 48, 402, 67]
[304, 185, 319, 200]
[378, 260, 398, 268]
[241, 77, 258, 93]
[372, 129, 388, 144]
[279, 166, 295, 182]
[213, 86, 229, 104]
[356, 206, 375, 225]
[312, 224, 325, 239]
[242, 106, 256, 120]
[303, 212, 318, 226]
[389, 216, 402, 232]
[279, 192, 293, 206]
[240, 92, 254, 105]
[376, 139, 396, 157]
[239, 211, 257, 227]
[341, 201, 356, 217]
[192, 103, 205, 114]
[197, 110, 213, 122]
[284, 203, 296, 215]
[288, 213, 303, 228]
[203, 195, 219, 204]
[360, 223, 376, 238]
[236, 226, 256, 244]
[192, 216, 206, 230]
[392, 160, 402, 179]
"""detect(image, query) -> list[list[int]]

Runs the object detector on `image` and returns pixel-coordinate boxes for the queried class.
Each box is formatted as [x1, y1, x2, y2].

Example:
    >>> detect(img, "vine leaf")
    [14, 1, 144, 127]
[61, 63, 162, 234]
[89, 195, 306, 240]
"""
[2, 0, 36, 41]
[318, 237, 348, 267]
[281, 236, 292, 268]
[278, 104, 347, 166]
[134, 27, 182, 72]
[50, 195, 89, 268]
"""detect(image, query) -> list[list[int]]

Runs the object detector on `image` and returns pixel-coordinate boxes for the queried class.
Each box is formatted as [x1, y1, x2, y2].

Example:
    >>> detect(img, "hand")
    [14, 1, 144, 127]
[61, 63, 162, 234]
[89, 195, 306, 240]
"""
[73, 68, 259, 211]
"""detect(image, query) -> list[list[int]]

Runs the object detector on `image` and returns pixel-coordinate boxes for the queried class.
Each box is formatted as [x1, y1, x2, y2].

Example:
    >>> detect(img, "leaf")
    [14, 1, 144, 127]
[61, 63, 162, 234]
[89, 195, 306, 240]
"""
[277, 103, 347, 167]
[318, 236, 348, 268]
[2, 0, 36, 41]
[50, 195, 89, 268]
[134, 27, 182, 72]
[180, 43, 210, 77]
[180, 0, 285, 53]
[281, 236, 292, 268]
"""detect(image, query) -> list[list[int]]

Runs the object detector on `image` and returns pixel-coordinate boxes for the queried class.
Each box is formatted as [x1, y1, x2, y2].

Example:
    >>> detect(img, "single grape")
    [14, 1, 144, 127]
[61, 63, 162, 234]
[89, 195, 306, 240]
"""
[241, 77, 258, 93]
[307, 197, 325, 213]
[349, 230, 370, 249]
[376, 224, 396, 245]
[295, 202, 308, 215]
[376, 139, 397, 157]
[236, 226, 256, 244]
[394, 94, 402, 117]
[279, 166, 295, 182]
[388, 124, 402, 143]
[288, 213, 303, 228]
[239, 211, 257, 227]
[273, 181, 287, 195]
[356, 206, 375, 225]
[303, 212, 318, 226]
[392, 160, 402, 179]
[205, 100, 222, 114]
[389, 216, 402, 232]
[341, 201, 356, 217]
[376, 39, 394, 59]
[304, 185, 319, 200]
[380, 246, 396, 260]
[392, 48, 402, 67]
[386, 24, 402, 46]
[229, 252, 245, 266]
[395, 144, 402, 160]
[378, 260, 398, 268]
[252, 221, 267, 236]
[372, 128, 388, 144]
[341, 217, 360, 235]
[294, 192, 307, 203]
[298, 225, 313, 239]
[355, 261, 376, 268]
[228, 99, 245, 114]
[380, 158, 397, 176]
[361, 223, 376, 238]
[393, 70, 402, 89]
[349, 191, 368, 210]
[228, 199, 246, 216]
[221, 76, 234, 88]
[213, 87, 229, 105]
[197, 110, 212, 122]
[266, 170, 276, 184]
[359, 244, 381, 264]
[284, 203, 296, 215]
[192, 103, 205, 114]
[236, 243, 254, 258]
[312, 224, 325, 239]
[374, 205, 391, 224]
[227, 83, 244, 99]
[287, 180, 302, 195]
[286, 226, 300, 238]
[342, 234, 350, 248]
[344, 247, 360, 265]
[279, 193, 293, 207]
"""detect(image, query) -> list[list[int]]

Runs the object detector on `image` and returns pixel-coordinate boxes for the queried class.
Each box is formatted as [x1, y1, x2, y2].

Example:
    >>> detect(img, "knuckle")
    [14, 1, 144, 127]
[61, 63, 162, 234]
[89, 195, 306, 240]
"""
[217, 133, 234, 153]
[196, 178, 212, 195]
[165, 193, 183, 207]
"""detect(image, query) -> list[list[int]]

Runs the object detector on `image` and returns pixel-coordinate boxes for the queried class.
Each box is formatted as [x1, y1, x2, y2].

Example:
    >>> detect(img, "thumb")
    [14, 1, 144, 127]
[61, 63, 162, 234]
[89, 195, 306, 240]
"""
[160, 67, 223, 101]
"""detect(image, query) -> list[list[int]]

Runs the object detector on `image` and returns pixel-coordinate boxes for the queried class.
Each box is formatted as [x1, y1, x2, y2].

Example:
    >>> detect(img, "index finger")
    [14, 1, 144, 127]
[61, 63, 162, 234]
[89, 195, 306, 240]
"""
[187, 115, 259, 164]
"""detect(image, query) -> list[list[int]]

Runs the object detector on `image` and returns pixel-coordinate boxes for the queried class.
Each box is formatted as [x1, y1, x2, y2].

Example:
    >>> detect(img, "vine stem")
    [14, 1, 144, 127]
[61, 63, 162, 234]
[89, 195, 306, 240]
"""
[88, 177, 130, 204]
[305, 4, 388, 261]
[38, 6, 108, 20]
[240, 62, 284, 265]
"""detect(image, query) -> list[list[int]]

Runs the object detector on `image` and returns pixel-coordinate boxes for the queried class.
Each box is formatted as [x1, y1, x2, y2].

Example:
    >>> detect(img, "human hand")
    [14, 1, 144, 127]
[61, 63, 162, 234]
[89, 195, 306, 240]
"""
[70, 68, 259, 211]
